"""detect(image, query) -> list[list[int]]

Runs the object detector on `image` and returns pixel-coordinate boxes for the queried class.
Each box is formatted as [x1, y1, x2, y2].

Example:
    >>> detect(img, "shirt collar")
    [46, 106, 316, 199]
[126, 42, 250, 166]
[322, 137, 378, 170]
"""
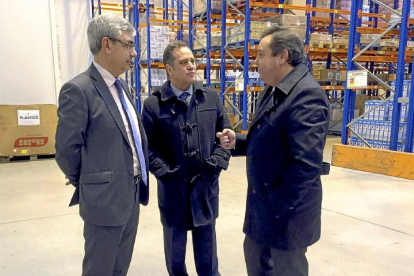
[93, 60, 117, 88]
[170, 82, 193, 98]
[275, 63, 309, 95]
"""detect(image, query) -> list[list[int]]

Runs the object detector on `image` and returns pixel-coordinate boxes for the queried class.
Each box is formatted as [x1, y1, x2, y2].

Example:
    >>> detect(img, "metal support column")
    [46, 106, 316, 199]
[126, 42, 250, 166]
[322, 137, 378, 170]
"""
[220, 0, 227, 103]
[134, 0, 142, 110]
[306, 0, 312, 72]
[98, 0, 101, 15]
[405, 57, 414, 152]
[206, 0, 211, 87]
[390, 0, 411, 150]
[177, 0, 183, 40]
[340, 0, 361, 144]
[189, 0, 193, 50]
[146, 0, 152, 95]
[242, 0, 250, 131]
[91, 0, 95, 17]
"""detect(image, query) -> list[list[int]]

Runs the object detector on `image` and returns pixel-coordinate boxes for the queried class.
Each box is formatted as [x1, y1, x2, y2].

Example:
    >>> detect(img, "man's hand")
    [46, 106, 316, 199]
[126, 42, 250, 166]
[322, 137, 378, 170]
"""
[65, 176, 71, 186]
[216, 128, 236, 149]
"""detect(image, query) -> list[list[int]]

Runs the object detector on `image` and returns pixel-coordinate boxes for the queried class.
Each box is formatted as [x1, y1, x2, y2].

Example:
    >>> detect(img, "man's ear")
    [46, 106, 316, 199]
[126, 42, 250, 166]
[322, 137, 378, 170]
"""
[101, 37, 112, 54]
[166, 64, 173, 76]
[280, 49, 289, 64]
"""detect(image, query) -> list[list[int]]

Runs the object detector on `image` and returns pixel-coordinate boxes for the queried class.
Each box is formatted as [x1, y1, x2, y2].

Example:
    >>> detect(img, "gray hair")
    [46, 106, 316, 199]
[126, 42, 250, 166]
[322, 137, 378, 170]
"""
[87, 14, 136, 55]
[163, 40, 189, 69]
[261, 25, 305, 66]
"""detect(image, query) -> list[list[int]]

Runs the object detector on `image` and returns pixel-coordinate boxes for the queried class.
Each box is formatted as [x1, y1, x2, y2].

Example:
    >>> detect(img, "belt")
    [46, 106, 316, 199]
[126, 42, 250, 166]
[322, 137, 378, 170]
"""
[134, 174, 141, 185]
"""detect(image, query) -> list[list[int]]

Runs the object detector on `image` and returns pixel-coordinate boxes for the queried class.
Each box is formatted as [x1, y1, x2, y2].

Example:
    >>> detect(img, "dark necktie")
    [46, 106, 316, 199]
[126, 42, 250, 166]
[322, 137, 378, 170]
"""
[178, 91, 191, 104]
[114, 79, 148, 185]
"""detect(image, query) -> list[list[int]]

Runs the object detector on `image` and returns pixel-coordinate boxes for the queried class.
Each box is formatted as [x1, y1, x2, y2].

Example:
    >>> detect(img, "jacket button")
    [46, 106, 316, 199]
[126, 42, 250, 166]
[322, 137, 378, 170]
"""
[275, 215, 280, 219]
[129, 171, 133, 176]
[264, 182, 268, 186]
[289, 207, 294, 210]
[252, 189, 256, 194]
[257, 124, 261, 129]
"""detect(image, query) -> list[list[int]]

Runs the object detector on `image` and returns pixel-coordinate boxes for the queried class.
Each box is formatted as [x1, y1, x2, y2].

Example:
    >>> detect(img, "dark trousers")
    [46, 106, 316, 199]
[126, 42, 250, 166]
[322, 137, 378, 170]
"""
[82, 202, 140, 276]
[163, 221, 220, 276]
[244, 236, 308, 276]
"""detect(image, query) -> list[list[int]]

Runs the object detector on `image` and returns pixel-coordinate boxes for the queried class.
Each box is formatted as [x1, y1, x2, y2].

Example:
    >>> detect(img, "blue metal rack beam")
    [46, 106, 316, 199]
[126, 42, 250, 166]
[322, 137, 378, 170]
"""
[188, 0, 193, 50]
[91, 0, 95, 17]
[390, 0, 411, 150]
[242, 0, 250, 131]
[146, 0, 152, 95]
[206, 0, 211, 88]
[220, 0, 226, 104]
[341, 0, 361, 145]
[134, 0, 141, 111]
[405, 59, 414, 152]
[306, 0, 311, 72]
[177, 0, 183, 40]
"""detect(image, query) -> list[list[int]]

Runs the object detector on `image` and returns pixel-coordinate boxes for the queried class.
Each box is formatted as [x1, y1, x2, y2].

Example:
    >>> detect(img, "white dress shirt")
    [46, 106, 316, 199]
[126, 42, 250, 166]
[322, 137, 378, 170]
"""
[93, 61, 141, 176]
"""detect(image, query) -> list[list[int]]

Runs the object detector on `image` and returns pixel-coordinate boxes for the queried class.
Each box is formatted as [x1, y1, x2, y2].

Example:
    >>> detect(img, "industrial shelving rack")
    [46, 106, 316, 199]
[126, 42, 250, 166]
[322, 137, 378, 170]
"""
[91, 0, 414, 150]
[340, 0, 414, 153]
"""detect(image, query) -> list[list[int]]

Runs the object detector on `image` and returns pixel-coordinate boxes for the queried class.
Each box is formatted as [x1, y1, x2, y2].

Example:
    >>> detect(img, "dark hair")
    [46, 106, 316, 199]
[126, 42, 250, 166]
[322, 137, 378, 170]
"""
[163, 40, 189, 68]
[261, 25, 305, 66]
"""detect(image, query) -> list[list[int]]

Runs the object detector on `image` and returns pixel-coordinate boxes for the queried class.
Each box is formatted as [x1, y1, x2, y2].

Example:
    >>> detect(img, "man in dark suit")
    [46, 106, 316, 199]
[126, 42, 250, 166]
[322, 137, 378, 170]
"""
[141, 41, 231, 276]
[217, 26, 329, 275]
[55, 14, 149, 276]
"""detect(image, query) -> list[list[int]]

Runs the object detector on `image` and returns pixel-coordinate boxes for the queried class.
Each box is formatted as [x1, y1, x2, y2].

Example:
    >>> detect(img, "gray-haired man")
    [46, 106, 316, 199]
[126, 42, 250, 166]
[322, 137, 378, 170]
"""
[55, 14, 149, 276]
[217, 26, 329, 275]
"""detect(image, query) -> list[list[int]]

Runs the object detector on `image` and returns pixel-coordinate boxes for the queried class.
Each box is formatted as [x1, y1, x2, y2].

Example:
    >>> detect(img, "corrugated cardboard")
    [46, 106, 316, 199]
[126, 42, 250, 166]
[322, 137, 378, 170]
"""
[0, 104, 57, 157]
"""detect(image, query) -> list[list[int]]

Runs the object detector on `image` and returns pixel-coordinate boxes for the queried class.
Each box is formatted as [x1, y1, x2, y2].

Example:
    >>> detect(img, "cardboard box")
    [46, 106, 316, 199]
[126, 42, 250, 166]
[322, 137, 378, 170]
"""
[261, 14, 307, 28]
[0, 105, 57, 157]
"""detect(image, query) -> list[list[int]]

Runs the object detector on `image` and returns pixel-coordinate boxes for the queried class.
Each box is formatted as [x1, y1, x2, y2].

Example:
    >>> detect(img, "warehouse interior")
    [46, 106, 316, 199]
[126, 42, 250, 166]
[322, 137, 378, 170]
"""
[1, 0, 414, 275]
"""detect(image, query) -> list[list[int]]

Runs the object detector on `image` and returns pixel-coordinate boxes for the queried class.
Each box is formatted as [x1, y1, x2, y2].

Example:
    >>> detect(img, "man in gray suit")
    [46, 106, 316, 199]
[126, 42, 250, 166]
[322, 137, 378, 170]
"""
[55, 14, 149, 276]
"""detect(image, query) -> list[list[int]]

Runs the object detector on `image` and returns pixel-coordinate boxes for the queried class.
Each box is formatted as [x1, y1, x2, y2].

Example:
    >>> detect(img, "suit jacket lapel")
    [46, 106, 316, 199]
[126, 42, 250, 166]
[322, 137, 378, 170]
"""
[89, 64, 131, 147]
[250, 86, 277, 130]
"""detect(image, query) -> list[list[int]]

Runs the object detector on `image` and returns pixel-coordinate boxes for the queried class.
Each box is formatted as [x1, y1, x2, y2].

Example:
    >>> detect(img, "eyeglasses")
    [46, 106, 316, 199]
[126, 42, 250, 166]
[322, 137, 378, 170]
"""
[109, 38, 136, 51]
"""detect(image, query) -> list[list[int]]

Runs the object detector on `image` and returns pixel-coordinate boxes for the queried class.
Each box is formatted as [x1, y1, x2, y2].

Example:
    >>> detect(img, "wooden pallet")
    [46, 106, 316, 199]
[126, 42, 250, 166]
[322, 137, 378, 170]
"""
[380, 46, 398, 51]
[0, 154, 55, 163]
[310, 41, 332, 49]
[332, 43, 347, 49]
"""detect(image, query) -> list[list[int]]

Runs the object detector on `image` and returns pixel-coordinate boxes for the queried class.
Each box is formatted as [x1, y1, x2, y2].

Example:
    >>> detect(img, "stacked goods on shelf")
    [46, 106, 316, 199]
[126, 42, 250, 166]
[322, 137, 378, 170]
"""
[193, 33, 223, 51]
[312, 64, 346, 82]
[350, 81, 412, 152]
[315, 0, 331, 18]
[226, 22, 271, 44]
[150, 69, 168, 87]
[309, 33, 332, 48]
[140, 26, 169, 60]
[193, 0, 222, 16]
[339, 0, 351, 20]
[360, 34, 381, 47]
[286, 0, 306, 16]
[260, 15, 307, 41]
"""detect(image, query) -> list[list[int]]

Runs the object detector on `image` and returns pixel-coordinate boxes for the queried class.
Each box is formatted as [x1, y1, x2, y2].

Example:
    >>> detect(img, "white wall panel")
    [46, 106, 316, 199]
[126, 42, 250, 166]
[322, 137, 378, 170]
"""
[54, 0, 91, 85]
[0, 0, 57, 105]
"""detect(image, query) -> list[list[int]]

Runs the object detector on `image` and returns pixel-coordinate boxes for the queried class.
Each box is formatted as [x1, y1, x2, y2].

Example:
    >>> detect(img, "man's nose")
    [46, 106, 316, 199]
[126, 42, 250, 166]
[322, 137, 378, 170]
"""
[131, 47, 137, 57]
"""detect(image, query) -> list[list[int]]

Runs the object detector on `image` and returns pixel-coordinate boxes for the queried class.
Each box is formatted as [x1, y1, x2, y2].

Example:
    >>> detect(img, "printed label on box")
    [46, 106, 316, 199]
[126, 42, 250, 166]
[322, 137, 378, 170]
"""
[17, 110, 40, 125]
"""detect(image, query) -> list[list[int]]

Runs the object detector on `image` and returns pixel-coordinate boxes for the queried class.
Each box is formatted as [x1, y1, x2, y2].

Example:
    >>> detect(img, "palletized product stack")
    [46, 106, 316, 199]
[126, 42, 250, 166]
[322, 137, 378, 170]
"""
[225, 22, 276, 45]
[150, 69, 168, 87]
[193, 0, 222, 16]
[315, 0, 331, 18]
[261, 15, 307, 41]
[140, 26, 169, 60]
[339, 0, 351, 20]
[350, 81, 412, 152]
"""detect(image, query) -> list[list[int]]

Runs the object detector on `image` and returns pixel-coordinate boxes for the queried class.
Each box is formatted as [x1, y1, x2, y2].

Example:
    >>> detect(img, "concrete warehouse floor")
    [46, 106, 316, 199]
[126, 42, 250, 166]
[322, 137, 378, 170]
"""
[0, 137, 414, 276]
